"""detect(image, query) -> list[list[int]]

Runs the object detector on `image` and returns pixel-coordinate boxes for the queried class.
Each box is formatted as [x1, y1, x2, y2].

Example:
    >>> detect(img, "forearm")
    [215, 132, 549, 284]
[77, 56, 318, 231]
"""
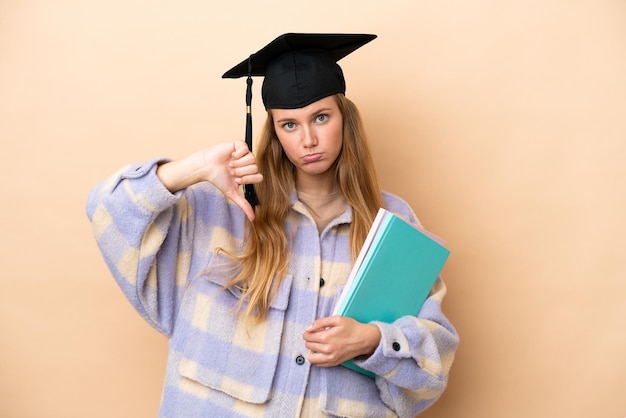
[156, 151, 208, 193]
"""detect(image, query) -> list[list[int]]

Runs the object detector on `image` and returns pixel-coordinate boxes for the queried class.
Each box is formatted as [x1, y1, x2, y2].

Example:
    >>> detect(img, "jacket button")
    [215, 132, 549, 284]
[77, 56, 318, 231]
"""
[319, 277, 325, 287]
[392, 342, 401, 351]
[295, 355, 305, 365]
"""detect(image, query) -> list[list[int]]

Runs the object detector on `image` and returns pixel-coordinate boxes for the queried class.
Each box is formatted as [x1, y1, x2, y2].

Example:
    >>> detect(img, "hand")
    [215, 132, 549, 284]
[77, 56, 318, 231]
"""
[157, 140, 263, 222]
[200, 141, 263, 221]
[303, 316, 381, 368]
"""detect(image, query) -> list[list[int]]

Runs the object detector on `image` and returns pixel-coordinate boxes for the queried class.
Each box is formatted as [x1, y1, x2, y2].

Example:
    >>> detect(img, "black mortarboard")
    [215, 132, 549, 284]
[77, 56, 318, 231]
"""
[222, 33, 377, 207]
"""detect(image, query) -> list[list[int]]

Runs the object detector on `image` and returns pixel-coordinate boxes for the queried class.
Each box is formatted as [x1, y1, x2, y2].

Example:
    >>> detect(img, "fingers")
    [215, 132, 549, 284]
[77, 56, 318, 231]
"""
[221, 141, 262, 222]
[304, 338, 341, 367]
[306, 316, 342, 333]
[308, 351, 341, 368]
[230, 158, 261, 183]
[306, 339, 350, 368]
[231, 140, 250, 158]
[230, 141, 262, 185]
[303, 317, 345, 349]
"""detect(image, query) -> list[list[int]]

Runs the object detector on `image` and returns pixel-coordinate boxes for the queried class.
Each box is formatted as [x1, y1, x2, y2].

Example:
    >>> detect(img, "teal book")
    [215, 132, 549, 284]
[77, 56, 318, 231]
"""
[333, 208, 450, 378]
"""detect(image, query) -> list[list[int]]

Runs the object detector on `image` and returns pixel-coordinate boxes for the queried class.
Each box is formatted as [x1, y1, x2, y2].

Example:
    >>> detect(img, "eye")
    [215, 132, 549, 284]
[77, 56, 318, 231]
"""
[283, 122, 296, 130]
[315, 114, 327, 123]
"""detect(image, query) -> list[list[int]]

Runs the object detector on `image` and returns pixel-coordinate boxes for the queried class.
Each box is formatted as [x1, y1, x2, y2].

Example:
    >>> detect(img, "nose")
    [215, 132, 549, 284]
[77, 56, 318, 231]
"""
[302, 125, 317, 148]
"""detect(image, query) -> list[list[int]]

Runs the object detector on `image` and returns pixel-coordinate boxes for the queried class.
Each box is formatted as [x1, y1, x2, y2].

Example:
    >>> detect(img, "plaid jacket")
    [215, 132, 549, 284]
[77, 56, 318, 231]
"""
[86, 159, 459, 418]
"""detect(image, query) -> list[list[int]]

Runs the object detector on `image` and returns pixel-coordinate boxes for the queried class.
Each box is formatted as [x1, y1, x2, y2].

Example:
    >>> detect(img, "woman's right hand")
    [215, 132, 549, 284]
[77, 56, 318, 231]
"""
[156, 140, 263, 221]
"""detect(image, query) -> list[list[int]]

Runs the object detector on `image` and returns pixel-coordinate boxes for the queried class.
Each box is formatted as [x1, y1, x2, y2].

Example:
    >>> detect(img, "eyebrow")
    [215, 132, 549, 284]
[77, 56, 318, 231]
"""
[274, 107, 334, 124]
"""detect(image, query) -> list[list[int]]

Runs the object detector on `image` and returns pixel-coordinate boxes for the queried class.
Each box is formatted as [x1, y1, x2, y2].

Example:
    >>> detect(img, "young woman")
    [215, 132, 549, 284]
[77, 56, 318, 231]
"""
[87, 33, 458, 418]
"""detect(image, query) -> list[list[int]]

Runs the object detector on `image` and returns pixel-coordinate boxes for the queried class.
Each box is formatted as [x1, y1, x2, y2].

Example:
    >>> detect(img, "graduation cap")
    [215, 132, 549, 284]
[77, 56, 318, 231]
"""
[222, 33, 377, 207]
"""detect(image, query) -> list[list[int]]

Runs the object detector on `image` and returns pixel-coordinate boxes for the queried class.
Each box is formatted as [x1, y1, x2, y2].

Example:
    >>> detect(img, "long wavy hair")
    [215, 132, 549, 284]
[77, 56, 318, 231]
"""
[223, 93, 383, 323]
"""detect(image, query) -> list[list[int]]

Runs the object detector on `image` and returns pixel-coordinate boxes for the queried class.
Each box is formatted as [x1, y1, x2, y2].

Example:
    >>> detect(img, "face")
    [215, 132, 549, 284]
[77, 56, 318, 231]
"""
[272, 96, 343, 190]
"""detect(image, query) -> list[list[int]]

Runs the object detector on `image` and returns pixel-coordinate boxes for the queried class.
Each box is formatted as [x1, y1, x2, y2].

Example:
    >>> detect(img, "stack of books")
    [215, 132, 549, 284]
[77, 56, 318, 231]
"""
[333, 208, 450, 377]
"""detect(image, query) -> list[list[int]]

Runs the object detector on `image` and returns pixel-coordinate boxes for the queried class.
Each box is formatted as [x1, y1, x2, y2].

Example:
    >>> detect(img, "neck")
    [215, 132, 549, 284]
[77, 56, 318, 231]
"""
[295, 171, 337, 195]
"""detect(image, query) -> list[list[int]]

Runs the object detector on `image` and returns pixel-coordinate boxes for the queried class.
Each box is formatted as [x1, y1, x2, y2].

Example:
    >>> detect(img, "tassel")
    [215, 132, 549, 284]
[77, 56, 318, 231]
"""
[244, 56, 259, 207]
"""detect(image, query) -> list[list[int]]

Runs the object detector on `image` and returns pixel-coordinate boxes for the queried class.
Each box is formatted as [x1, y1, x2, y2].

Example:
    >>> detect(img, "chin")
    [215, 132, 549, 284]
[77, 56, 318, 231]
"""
[304, 165, 332, 176]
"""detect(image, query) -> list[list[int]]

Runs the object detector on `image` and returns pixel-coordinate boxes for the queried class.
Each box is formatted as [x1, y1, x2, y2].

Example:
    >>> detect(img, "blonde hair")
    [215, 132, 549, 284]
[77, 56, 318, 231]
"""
[224, 94, 383, 323]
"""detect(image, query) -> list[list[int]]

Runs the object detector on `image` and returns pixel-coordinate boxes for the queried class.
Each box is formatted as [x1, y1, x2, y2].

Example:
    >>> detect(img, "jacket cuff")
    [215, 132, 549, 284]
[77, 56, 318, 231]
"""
[353, 321, 412, 376]
[118, 157, 181, 212]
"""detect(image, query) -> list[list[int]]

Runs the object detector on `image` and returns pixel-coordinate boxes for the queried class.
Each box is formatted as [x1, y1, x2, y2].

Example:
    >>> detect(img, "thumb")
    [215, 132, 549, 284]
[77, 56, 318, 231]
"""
[227, 190, 256, 222]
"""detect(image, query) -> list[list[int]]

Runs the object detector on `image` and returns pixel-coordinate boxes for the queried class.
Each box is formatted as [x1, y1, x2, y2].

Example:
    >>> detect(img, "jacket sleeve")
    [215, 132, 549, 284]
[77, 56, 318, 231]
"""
[85, 159, 197, 337]
[354, 277, 459, 416]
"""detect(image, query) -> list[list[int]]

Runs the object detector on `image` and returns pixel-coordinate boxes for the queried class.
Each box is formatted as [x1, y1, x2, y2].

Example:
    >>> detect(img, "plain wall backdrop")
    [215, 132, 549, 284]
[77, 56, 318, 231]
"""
[1, 1, 625, 417]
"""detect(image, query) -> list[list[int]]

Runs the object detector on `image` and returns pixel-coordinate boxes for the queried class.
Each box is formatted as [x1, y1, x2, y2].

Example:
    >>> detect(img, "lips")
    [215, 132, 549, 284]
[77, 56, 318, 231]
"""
[302, 153, 323, 163]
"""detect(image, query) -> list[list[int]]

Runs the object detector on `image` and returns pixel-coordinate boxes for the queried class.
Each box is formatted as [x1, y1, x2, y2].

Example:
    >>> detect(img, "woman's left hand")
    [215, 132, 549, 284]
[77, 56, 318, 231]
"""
[303, 316, 381, 367]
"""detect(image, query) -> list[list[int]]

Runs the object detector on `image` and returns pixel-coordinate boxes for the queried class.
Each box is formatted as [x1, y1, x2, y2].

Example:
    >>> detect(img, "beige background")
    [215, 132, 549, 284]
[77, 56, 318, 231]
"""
[1, 1, 625, 417]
